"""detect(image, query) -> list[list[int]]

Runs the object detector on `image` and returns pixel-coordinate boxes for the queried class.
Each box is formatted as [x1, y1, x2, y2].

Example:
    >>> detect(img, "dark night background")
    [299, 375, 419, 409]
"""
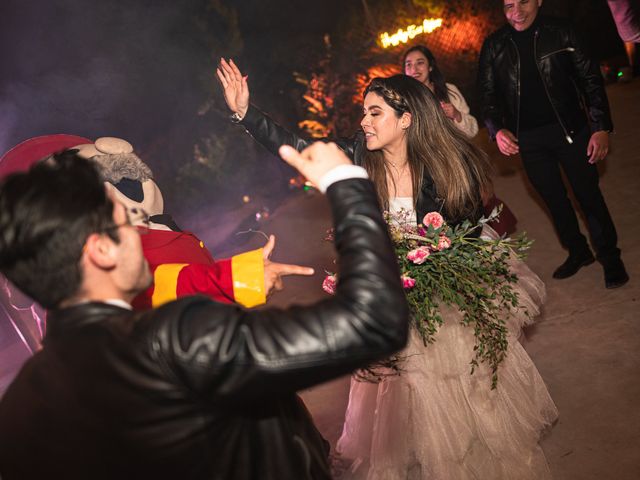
[0, 0, 626, 220]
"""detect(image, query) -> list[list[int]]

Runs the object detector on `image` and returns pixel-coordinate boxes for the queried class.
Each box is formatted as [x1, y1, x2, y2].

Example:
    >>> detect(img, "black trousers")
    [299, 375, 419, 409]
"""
[518, 123, 620, 264]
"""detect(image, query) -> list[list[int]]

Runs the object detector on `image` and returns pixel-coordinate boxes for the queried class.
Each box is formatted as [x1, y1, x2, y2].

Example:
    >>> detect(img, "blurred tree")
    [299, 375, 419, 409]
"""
[294, 35, 357, 139]
[135, 0, 279, 217]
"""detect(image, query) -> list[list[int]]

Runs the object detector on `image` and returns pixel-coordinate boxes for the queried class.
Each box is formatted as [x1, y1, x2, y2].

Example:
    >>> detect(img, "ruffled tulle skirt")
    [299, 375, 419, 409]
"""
[336, 231, 558, 480]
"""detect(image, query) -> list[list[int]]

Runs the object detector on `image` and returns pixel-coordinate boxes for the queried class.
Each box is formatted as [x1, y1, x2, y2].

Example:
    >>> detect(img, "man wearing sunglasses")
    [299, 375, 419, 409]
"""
[0, 143, 408, 479]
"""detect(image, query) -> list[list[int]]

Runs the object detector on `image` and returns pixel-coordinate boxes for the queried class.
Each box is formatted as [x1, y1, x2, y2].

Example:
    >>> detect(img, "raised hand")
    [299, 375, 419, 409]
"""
[496, 129, 520, 156]
[216, 58, 249, 119]
[262, 235, 314, 297]
[278, 142, 352, 190]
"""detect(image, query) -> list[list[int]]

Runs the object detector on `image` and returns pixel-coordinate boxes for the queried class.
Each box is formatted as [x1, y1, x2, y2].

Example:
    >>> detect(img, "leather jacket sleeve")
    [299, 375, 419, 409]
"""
[565, 25, 613, 133]
[478, 35, 506, 140]
[239, 105, 360, 162]
[150, 178, 408, 401]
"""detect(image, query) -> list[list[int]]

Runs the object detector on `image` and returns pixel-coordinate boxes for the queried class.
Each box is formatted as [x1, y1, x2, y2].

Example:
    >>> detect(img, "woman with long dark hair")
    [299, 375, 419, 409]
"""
[218, 61, 557, 479]
[337, 75, 556, 479]
[403, 45, 478, 138]
[403, 45, 518, 236]
[356, 75, 487, 224]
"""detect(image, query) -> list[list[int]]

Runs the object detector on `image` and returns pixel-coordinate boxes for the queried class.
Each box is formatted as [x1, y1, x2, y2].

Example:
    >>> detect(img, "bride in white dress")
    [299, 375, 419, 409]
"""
[216, 60, 557, 478]
[335, 76, 558, 479]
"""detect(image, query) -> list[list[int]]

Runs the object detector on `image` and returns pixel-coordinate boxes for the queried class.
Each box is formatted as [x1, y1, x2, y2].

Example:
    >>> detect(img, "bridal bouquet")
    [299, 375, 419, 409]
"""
[324, 207, 532, 389]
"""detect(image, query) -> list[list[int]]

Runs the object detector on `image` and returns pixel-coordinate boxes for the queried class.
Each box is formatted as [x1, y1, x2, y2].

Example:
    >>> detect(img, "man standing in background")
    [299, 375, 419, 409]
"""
[478, 0, 628, 289]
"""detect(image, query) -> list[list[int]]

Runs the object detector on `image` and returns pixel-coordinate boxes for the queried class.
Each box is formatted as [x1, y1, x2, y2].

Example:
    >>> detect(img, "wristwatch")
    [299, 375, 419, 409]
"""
[230, 112, 244, 123]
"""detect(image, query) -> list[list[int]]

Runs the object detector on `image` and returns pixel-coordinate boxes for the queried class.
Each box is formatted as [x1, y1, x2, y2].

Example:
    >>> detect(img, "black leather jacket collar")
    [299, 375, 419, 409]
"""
[478, 15, 613, 142]
[46, 302, 134, 336]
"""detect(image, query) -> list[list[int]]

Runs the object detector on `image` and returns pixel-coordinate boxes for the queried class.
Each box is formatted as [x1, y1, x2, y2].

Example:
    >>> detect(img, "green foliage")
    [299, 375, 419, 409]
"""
[363, 207, 533, 389]
[293, 34, 365, 139]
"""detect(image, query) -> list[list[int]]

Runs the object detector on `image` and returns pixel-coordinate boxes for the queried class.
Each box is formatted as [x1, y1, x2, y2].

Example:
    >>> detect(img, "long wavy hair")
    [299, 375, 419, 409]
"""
[402, 45, 450, 103]
[361, 75, 491, 221]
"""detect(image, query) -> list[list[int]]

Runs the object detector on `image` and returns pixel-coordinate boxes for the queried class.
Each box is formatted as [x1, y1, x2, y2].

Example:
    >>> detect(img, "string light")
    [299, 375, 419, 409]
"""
[380, 18, 444, 49]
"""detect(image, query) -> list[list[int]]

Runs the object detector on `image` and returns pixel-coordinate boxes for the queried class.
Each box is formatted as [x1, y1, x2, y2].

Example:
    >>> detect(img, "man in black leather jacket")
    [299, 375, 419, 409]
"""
[0, 145, 408, 480]
[478, 0, 628, 289]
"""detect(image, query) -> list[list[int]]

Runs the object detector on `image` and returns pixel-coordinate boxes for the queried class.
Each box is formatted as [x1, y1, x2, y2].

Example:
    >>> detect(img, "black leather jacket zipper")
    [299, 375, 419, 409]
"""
[534, 30, 574, 144]
[510, 36, 521, 138]
[539, 46, 575, 60]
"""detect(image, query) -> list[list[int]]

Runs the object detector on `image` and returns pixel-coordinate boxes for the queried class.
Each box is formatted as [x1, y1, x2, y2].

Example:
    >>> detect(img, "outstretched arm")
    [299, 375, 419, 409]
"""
[156, 143, 407, 400]
[216, 58, 359, 162]
[216, 58, 312, 156]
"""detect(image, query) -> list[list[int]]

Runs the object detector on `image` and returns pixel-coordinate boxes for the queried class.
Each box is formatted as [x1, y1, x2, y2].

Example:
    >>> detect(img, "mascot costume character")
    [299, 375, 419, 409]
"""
[74, 136, 267, 310]
[0, 134, 271, 380]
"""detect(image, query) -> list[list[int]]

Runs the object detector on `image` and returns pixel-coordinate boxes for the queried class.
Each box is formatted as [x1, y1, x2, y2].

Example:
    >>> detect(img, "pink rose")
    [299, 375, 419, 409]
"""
[437, 235, 452, 251]
[401, 275, 416, 289]
[422, 211, 444, 229]
[322, 274, 337, 295]
[407, 246, 431, 264]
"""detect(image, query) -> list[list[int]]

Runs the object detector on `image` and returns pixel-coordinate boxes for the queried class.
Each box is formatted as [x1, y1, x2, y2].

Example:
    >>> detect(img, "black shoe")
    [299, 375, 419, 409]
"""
[552, 251, 595, 279]
[604, 259, 629, 289]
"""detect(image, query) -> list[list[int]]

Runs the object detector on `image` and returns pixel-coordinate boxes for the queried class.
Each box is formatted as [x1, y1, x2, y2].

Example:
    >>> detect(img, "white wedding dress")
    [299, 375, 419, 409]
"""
[336, 198, 558, 480]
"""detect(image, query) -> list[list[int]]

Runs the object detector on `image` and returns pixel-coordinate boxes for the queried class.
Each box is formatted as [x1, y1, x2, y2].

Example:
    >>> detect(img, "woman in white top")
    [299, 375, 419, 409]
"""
[403, 45, 518, 236]
[403, 45, 478, 138]
[217, 60, 555, 477]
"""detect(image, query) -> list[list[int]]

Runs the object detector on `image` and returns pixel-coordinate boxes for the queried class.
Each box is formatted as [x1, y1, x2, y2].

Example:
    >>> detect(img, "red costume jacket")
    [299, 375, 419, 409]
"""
[132, 227, 265, 310]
